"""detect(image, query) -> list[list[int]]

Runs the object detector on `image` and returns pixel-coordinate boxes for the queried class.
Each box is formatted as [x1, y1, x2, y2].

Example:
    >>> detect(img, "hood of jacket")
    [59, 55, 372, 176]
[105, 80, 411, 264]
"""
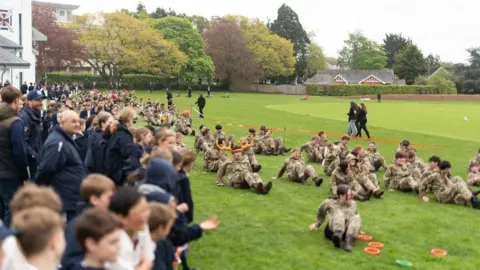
[0, 102, 17, 122]
[144, 158, 177, 193]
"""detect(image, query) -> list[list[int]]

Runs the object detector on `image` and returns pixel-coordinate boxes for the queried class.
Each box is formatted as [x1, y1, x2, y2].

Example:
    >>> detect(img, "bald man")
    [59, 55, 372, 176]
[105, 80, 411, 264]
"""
[35, 110, 88, 222]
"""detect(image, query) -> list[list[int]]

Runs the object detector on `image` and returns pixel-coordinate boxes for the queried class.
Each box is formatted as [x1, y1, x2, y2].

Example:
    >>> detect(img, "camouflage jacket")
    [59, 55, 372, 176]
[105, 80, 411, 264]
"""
[419, 171, 449, 198]
[384, 162, 411, 190]
[216, 155, 252, 184]
[330, 167, 355, 194]
[315, 199, 358, 228]
[277, 157, 304, 178]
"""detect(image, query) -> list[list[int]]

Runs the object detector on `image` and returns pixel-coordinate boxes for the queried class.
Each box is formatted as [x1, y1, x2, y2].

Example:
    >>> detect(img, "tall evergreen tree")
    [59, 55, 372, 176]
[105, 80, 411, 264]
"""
[269, 4, 310, 83]
[382, 33, 410, 69]
[393, 43, 426, 85]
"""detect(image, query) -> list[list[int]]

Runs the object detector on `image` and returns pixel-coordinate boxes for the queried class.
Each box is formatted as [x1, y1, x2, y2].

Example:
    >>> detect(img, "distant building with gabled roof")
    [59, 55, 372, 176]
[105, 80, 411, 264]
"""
[304, 70, 405, 85]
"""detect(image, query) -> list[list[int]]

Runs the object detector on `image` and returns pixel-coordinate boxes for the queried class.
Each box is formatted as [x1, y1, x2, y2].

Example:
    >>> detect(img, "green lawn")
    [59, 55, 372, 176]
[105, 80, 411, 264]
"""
[136, 91, 480, 270]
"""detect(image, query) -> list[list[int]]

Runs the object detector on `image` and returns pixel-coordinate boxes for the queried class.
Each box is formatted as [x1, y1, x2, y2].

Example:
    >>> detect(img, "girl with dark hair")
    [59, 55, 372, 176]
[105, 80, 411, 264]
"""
[346, 102, 358, 136]
[356, 103, 370, 138]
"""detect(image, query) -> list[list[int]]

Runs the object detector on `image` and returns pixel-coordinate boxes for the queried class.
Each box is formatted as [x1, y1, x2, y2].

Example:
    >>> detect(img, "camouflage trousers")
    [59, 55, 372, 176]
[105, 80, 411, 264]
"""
[325, 157, 340, 177]
[195, 138, 212, 153]
[148, 117, 161, 126]
[227, 172, 262, 189]
[264, 137, 284, 151]
[245, 152, 258, 166]
[467, 173, 480, 186]
[410, 168, 423, 183]
[287, 164, 317, 182]
[319, 146, 329, 161]
[254, 141, 268, 154]
[389, 176, 418, 191]
[366, 173, 379, 188]
[356, 174, 379, 192]
[436, 176, 472, 206]
[328, 212, 361, 237]
[306, 150, 322, 162]
[205, 160, 224, 173]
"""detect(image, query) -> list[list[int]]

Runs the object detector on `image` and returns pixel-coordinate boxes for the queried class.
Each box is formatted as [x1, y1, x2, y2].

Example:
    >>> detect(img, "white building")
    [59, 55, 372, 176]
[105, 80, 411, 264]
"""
[32, 1, 79, 24]
[0, 0, 45, 87]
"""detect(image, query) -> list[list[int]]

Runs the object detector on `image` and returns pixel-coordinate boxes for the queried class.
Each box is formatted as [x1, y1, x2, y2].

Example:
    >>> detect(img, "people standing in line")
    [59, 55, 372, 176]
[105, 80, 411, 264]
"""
[346, 102, 358, 136]
[377, 92, 382, 103]
[356, 103, 370, 139]
[195, 94, 206, 118]
[36, 110, 88, 222]
[0, 86, 28, 225]
[20, 90, 46, 180]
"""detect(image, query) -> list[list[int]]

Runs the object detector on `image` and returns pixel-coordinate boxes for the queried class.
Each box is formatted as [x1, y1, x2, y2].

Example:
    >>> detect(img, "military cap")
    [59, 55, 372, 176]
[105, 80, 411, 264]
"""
[216, 124, 222, 130]
[260, 125, 267, 131]
[248, 128, 256, 133]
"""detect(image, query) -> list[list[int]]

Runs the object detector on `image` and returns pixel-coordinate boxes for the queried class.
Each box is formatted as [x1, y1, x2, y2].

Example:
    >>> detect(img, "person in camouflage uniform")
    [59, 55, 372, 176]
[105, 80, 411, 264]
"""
[300, 136, 322, 162]
[148, 110, 161, 126]
[173, 111, 195, 136]
[195, 128, 215, 153]
[384, 152, 419, 193]
[467, 162, 480, 186]
[309, 184, 361, 252]
[214, 124, 227, 141]
[194, 125, 207, 152]
[407, 147, 426, 181]
[276, 148, 323, 186]
[420, 161, 480, 208]
[323, 142, 342, 177]
[317, 131, 332, 162]
[338, 135, 351, 160]
[168, 104, 179, 124]
[419, 156, 441, 193]
[174, 132, 187, 151]
[259, 126, 290, 156]
[347, 152, 384, 199]
[365, 142, 387, 171]
[251, 128, 269, 155]
[239, 135, 261, 172]
[216, 144, 272, 194]
[204, 138, 229, 173]
[467, 149, 480, 173]
[330, 160, 372, 201]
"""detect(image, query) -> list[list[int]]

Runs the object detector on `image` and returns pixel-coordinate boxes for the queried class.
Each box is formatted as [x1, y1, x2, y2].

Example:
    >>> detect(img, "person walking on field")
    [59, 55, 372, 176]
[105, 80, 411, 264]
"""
[377, 92, 382, 103]
[346, 102, 358, 136]
[195, 94, 206, 118]
[356, 103, 370, 139]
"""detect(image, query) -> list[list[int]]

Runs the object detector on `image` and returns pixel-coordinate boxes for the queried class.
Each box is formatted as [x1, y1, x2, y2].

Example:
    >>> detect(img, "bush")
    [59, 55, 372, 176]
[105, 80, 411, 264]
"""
[306, 84, 457, 96]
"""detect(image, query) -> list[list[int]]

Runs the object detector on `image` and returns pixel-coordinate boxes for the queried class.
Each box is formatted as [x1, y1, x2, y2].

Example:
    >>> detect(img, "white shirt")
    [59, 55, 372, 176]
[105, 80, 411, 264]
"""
[2, 236, 29, 270]
[106, 225, 155, 270]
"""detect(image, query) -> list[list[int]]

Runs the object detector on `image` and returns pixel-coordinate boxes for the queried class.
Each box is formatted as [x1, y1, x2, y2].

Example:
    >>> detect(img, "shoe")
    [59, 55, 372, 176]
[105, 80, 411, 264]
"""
[191, 130, 196, 136]
[283, 147, 291, 153]
[353, 194, 368, 202]
[364, 190, 374, 199]
[343, 235, 354, 252]
[332, 233, 342, 249]
[255, 183, 264, 194]
[373, 190, 384, 198]
[472, 197, 480, 209]
[263, 181, 273, 194]
[313, 177, 323, 187]
[251, 164, 262, 173]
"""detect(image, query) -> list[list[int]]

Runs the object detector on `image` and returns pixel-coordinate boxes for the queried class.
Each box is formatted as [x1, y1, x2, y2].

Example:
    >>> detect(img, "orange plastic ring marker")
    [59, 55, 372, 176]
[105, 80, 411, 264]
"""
[368, 242, 384, 249]
[431, 249, 447, 257]
[364, 247, 381, 255]
[358, 235, 372, 241]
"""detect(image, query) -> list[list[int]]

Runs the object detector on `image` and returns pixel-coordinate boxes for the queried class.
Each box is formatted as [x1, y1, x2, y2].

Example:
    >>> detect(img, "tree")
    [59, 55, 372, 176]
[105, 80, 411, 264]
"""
[189, 15, 210, 34]
[306, 43, 327, 77]
[382, 33, 410, 69]
[269, 4, 310, 83]
[150, 16, 214, 84]
[203, 19, 261, 86]
[425, 53, 441, 76]
[32, 5, 85, 72]
[393, 43, 426, 85]
[78, 12, 187, 84]
[338, 31, 387, 70]
[150, 7, 186, 19]
[224, 15, 295, 79]
[415, 70, 456, 90]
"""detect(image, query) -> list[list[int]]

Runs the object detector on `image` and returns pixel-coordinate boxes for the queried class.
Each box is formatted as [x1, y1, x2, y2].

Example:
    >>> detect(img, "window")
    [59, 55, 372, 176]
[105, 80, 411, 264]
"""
[59, 10, 65, 17]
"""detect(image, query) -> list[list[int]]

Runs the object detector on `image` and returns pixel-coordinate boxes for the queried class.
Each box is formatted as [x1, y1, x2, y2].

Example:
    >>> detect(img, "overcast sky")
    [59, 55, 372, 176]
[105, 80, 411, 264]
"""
[60, 0, 479, 63]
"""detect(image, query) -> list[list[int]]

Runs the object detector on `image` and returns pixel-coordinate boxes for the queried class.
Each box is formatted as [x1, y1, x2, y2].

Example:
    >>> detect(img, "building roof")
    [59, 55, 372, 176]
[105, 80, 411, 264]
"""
[0, 35, 22, 50]
[0, 47, 30, 69]
[32, 1, 80, 10]
[428, 67, 449, 79]
[305, 70, 395, 85]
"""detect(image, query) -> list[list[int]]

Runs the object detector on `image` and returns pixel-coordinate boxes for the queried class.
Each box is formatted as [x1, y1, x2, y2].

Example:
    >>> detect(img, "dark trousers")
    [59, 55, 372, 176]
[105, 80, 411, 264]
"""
[199, 106, 204, 118]
[180, 249, 190, 270]
[0, 179, 24, 225]
[324, 224, 346, 241]
[64, 210, 78, 223]
[356, 122, 370, 138]
[377, 98, 381, 103]
[28, 160, 37, 180]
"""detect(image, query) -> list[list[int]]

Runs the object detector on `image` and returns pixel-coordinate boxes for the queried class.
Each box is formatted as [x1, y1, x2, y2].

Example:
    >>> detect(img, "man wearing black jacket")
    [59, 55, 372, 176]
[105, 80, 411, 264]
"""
[20, 90, 46, 179]
[0, 86, 28, 225]
[36, 110, 88, 222]
[20, 82, 28, 94]
[195, 94, 206, 118]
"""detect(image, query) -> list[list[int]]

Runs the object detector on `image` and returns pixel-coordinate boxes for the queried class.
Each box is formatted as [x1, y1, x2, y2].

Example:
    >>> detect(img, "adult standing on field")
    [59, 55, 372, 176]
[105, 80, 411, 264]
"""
[356, 103, 370, 139]
[346, 102, 358, 136]
[21, 90, 46, 179]
[0, 86, 28, 225]
[377, 92, 381, 103]
[196, 94, 206, 118]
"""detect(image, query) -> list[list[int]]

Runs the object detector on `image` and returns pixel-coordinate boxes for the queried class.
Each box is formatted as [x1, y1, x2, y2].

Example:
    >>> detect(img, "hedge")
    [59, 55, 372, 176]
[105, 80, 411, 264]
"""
[39, 72, 228, 91]
[306, 84, 457, 96]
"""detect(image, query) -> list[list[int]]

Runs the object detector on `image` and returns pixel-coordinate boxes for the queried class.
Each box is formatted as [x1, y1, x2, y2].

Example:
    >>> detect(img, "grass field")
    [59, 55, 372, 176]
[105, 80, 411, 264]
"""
[136, 91, 480, 270]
